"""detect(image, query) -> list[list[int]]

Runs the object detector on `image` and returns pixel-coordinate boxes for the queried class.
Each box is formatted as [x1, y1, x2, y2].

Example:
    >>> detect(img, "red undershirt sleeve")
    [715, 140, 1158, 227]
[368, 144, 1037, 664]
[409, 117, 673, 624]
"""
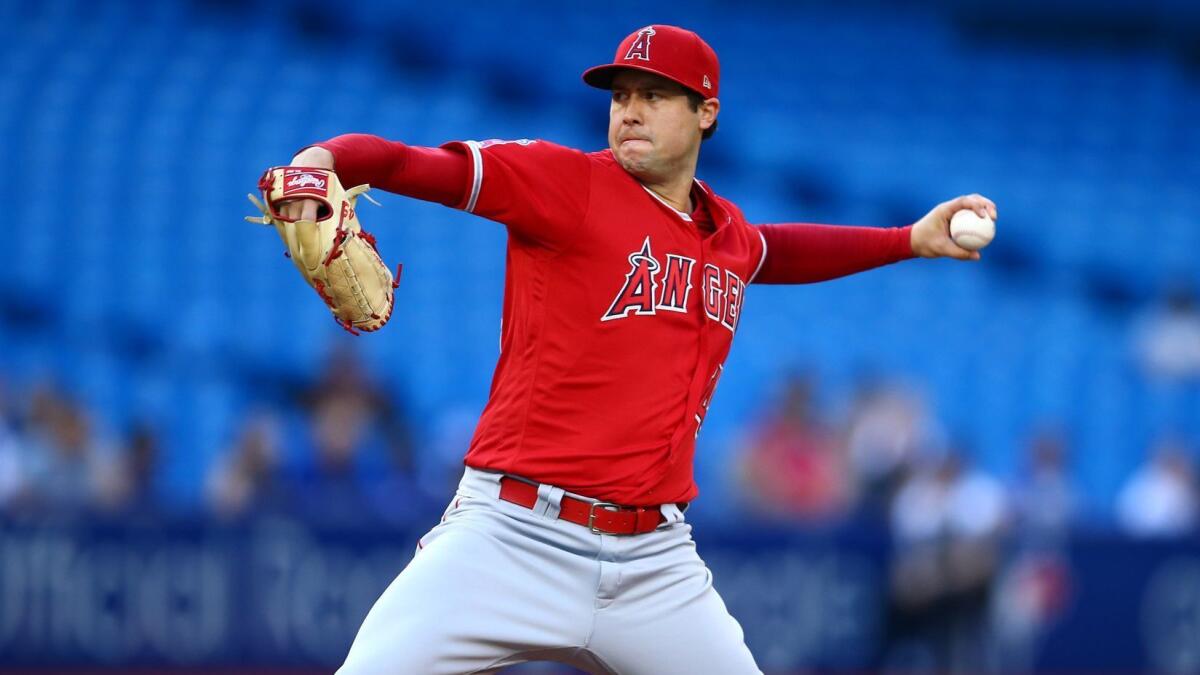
[310, 134, 469, 207]
[751, 223, 916, 285]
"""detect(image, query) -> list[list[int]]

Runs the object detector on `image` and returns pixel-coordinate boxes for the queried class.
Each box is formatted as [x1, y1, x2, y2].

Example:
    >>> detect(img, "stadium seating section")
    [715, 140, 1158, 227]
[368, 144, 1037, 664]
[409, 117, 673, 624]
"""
[1, 0, 1197, 520]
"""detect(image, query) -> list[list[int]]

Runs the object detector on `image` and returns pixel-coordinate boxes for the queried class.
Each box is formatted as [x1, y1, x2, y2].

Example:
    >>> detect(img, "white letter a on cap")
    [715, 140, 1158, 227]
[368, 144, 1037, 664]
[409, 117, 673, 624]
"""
[624, 27, 656, 61]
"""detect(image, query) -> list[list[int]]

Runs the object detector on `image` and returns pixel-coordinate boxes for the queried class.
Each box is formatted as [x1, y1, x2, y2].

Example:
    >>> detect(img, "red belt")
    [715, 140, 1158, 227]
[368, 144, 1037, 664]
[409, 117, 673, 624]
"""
[498, 475, 666, 536]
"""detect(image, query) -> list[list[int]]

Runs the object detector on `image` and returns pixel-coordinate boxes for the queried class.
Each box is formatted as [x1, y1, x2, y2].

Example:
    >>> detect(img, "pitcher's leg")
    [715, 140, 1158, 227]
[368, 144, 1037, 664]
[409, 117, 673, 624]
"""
[338, 501, 596, 675]
[586, 532, 762, 675]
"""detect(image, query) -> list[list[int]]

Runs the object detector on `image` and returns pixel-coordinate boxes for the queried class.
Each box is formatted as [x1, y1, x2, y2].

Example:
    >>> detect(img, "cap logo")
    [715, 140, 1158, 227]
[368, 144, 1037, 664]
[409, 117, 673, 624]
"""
[624, 26, 656, 61]
[702, 75, 711, 90]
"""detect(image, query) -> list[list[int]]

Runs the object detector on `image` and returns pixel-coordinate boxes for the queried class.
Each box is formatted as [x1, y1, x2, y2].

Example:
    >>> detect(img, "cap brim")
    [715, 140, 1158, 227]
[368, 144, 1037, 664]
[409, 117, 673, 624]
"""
[581, 63, 704, 97]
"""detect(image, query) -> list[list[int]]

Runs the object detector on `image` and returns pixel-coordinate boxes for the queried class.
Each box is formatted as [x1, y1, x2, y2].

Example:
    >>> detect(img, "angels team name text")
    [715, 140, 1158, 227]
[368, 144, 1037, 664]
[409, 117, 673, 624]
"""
[601, 236, 745, 332]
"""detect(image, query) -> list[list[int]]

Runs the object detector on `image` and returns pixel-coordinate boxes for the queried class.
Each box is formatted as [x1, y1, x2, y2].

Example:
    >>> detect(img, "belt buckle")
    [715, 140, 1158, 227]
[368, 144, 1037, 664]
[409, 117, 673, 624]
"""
[587, 501, 630, 536]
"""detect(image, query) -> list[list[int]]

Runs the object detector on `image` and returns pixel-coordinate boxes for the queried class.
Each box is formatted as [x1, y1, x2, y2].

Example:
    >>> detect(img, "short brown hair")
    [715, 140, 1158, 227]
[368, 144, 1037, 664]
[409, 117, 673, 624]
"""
[686, 90, 717, 141]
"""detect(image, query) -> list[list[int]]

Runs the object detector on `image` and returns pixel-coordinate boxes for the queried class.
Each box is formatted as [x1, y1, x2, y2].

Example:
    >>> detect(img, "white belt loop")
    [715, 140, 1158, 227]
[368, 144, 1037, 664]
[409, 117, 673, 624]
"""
[536, 483, 565, 520]
[658, 503, 686, 526]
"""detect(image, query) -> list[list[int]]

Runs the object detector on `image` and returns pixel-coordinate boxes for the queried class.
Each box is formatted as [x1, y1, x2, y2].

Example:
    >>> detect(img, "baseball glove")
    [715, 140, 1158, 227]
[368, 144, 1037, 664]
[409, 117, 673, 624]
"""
[246, 167, 401, 335]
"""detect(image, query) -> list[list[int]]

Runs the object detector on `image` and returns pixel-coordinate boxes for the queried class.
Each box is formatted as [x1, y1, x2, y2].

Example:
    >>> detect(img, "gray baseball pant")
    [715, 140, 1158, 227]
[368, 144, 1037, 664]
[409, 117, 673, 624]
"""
[337, 466, 762, 674]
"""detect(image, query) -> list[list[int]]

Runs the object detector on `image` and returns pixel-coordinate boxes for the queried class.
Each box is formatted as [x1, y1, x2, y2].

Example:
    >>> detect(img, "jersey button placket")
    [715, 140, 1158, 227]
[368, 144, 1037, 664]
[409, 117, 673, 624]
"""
[693, 238, 711, 438]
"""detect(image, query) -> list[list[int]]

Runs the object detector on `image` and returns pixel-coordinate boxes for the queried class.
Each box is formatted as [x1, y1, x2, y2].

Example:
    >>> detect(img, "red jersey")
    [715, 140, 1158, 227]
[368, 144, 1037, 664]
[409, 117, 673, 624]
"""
[317, 133, 914, 506]
[437, 139, 764, 505]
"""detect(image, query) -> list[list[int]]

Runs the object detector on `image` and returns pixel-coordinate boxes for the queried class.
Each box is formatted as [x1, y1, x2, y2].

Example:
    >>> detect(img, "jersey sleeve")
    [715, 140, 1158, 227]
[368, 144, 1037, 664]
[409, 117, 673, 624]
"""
[440, 139, 592, 252]
[751, 223, 915, 284]
[315, 134, 469, 207]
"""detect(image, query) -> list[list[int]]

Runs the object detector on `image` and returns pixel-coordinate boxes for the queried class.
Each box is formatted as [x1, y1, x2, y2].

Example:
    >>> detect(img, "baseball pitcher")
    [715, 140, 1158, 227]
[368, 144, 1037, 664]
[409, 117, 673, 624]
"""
[255, 24, 996, 675]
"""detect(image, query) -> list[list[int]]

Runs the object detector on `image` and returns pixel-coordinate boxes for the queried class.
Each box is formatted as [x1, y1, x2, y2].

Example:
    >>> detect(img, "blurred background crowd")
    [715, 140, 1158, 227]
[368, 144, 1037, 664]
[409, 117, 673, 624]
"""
[2, 0, 1199, 672]
[7, 335, 1200, 535]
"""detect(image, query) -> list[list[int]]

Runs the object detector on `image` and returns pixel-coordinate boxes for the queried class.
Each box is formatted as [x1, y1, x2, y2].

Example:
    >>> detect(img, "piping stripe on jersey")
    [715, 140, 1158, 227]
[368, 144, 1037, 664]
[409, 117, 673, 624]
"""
[464, 140, 483, 213]
[641, 185, 693, 222]
[749, 228, 769, 283]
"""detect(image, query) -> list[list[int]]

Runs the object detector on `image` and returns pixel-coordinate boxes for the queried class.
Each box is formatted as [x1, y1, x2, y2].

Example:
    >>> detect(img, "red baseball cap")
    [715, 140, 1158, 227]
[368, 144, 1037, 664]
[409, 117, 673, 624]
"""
[583, 25, 720, 99]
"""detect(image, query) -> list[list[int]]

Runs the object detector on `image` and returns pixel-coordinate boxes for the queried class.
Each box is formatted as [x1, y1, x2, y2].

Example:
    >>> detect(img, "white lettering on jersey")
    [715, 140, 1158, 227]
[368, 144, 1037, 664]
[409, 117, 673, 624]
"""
[656, 254, 696, 313]
[602, 237, 661, 321]
[603, 241, 744, 331]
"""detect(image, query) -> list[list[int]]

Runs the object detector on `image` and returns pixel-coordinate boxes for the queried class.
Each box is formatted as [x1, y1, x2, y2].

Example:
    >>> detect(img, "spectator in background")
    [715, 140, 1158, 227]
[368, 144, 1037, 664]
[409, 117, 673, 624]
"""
[736, 373, 850, 522]
[885, 447, 1009, 673]
[1133, 284, 1200, 381]
[993, 426, 1077, 672]
[207, 410, 288, 520]
[93, 422, 161, 517]
[293, 346, 414, 527]
[845, 378, 942, 517]
[1116, 436, 1198, 537]
[11, 382, 111, 517]
[0, 377, 23, 509]
[1013, 426, 1077, 545]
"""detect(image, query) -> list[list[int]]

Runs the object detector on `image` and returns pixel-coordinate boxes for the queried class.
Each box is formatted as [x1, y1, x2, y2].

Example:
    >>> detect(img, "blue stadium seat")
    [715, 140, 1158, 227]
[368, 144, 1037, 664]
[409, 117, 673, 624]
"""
[1, 0, 1196, 520]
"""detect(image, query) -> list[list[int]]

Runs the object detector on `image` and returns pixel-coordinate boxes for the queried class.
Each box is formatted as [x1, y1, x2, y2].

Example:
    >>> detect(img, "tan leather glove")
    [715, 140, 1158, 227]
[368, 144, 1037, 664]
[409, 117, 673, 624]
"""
[247, 167, 401, 334]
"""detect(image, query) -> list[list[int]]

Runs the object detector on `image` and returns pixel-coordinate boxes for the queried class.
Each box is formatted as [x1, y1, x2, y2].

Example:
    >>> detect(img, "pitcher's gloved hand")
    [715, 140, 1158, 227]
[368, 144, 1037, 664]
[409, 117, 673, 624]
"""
[247, 166, 401, 334]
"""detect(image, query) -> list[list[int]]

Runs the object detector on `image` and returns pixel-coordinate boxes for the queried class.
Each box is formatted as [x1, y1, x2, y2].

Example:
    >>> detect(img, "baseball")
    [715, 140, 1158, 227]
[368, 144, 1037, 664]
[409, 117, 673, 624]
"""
[949, 209, 995, 251]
